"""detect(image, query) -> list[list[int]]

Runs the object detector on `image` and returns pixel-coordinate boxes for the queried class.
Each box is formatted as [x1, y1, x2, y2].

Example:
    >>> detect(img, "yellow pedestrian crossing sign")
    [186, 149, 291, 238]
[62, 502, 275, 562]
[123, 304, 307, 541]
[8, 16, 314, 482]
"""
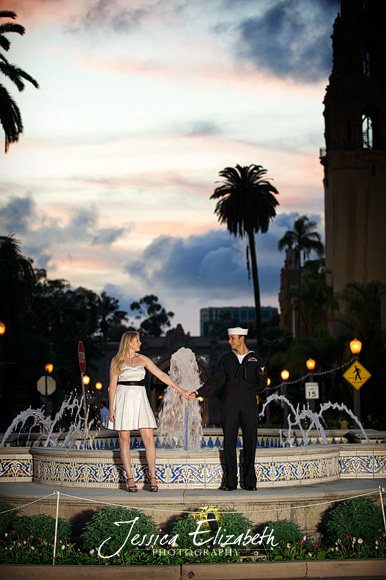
[343, 361, 372, 390]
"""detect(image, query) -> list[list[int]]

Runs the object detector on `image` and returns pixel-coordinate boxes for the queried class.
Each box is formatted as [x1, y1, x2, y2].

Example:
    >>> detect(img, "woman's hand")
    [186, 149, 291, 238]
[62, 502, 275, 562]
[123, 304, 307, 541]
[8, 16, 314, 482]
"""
[178, 387, 190, 400]
[109, 410, 115, 423]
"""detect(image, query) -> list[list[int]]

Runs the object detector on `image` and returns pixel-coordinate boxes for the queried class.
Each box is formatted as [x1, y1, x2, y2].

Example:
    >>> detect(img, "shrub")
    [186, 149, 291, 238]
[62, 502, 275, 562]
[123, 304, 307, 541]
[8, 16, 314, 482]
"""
[325, 496, 383, 545]
[0, 499, 19, 535]
[264, 519, 303, 546]
[81, 507, 157, 557]
[13, 514, 71, 542]
[169, 505, 254, 549]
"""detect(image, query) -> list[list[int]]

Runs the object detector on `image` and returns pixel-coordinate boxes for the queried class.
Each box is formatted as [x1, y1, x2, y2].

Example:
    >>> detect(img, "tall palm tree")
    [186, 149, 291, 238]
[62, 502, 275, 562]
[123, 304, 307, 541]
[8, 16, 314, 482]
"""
[211, 164, 279, 341]
[278, 215, 324, 336]
[0, 10, 39, 152]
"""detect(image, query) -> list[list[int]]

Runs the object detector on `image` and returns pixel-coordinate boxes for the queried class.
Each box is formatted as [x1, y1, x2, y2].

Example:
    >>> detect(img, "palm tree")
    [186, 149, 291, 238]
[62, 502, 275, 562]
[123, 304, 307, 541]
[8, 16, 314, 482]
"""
[278, 215, 324, 336]
[0, 234, 36, 329]
[211, 164, 279, 342]
[0, 10, 39, 152]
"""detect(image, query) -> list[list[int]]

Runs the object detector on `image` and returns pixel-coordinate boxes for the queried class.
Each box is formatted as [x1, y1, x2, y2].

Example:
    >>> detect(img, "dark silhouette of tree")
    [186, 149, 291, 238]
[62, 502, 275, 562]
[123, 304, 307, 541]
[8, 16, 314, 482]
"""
[97, 290, 128, 342]
[130, 294, 174, 337]
[211, 164, 279, 341]
[335, 281, 386, 430]
[278, 215, 324, 337]
[0, 234, 35, 334]
[0, 10, 39, 152]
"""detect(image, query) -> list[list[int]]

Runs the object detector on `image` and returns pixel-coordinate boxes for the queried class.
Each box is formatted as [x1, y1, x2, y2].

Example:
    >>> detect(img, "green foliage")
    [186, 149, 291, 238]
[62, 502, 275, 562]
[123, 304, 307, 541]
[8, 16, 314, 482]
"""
[265, 519, 303, 545]
[169, 505, 254, 549]
[0, 534, 77, 564]
[80, 507, 157, 555]
[0, 499, 19, 535]
[325, 497, 383, 545]
[13, 514, 71, 542]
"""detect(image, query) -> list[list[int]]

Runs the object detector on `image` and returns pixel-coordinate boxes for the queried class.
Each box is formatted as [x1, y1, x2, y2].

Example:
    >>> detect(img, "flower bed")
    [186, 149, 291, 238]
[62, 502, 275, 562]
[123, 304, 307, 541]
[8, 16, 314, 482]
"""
[0, 497, 385, 565]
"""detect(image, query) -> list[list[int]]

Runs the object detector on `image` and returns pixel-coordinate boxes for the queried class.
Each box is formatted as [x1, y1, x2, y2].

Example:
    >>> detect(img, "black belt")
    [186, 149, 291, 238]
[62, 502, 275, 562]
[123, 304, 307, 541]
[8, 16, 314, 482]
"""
[117, 380, 145, 386]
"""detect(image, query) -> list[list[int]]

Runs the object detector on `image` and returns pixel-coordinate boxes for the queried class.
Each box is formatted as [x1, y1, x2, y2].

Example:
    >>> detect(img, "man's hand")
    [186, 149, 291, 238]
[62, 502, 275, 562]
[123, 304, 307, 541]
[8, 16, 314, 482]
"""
[187, 392, 197, 400]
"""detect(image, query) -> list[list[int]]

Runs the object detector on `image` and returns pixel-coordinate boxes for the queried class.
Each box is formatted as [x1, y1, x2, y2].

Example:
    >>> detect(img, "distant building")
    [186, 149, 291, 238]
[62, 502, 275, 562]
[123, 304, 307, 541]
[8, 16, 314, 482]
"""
[200, 305, 278, 336]
[321, 0, 386, 299]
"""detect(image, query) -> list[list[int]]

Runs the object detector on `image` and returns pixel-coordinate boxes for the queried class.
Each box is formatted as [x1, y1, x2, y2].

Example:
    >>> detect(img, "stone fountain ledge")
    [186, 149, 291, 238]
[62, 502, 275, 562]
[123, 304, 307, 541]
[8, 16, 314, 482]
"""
[2, 442, 377, 489]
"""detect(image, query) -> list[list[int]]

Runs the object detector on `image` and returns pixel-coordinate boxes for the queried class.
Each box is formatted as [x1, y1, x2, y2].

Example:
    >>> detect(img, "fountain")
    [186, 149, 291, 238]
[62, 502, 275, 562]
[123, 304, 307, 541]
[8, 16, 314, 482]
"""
[0, 347, 385, 489]
[260, 394, 370, 446]
[158, 347, 202, 451]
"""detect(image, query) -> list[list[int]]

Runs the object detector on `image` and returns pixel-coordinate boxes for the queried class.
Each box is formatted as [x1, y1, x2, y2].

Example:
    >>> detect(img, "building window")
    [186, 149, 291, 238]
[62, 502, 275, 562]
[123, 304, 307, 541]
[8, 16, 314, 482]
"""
[362, 41, 375, 77]
[363, 49, 371, 76]
[362, 106, 380, 150]
[362, 114, 373, 149]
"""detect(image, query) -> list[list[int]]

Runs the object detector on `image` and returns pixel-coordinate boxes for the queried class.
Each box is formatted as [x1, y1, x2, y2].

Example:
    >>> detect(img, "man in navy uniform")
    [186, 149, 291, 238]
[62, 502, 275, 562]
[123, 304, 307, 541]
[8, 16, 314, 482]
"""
[189, 327, 267, 491]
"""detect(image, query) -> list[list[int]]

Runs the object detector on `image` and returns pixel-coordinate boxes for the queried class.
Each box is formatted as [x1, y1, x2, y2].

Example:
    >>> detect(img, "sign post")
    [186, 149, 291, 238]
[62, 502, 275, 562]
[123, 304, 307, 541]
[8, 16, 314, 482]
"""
[305, 382, 319, 400]
[343, 360, 372, 422]
[78, 341, 88, 420]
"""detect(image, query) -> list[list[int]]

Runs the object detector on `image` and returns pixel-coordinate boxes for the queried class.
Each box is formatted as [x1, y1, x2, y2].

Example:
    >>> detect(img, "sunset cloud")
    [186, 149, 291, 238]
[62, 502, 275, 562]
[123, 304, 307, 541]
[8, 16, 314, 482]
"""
[0, 0, 333, 333]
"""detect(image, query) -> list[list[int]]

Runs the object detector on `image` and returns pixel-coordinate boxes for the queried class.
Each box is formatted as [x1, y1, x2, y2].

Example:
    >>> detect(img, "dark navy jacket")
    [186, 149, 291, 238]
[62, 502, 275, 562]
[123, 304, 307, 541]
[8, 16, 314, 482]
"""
[197, 350, 267, 405]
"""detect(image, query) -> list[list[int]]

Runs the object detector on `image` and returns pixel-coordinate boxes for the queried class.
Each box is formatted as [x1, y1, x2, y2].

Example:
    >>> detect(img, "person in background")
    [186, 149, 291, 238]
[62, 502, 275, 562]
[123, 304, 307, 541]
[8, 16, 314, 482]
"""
[99, 401, 109, 427]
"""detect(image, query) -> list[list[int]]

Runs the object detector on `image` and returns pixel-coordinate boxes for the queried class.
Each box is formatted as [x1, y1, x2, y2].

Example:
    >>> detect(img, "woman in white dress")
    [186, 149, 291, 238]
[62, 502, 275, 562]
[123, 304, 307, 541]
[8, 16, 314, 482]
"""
[107, 331, 188, 492]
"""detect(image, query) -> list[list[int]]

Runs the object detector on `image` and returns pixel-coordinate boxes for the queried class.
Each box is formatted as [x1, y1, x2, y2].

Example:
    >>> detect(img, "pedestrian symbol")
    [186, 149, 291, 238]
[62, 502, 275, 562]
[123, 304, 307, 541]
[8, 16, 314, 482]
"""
[343, 361, 372, 390]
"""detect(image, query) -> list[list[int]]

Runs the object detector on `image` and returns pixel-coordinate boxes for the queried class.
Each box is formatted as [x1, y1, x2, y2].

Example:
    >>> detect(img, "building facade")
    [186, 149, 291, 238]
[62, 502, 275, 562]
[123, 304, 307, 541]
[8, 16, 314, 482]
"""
[321, 0, 386, 296]
[200, 305, 278, 336]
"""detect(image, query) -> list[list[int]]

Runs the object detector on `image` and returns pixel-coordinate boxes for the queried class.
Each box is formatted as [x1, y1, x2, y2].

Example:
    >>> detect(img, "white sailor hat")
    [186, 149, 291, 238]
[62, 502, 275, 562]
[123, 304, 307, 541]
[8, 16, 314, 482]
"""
[227, 327, 248, 336]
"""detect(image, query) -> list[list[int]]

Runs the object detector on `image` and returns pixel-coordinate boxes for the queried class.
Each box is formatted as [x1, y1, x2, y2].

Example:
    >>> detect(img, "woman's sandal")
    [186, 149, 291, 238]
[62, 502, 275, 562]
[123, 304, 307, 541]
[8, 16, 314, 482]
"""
[127, 477, 138, 493]
[149, 476, 158, 492]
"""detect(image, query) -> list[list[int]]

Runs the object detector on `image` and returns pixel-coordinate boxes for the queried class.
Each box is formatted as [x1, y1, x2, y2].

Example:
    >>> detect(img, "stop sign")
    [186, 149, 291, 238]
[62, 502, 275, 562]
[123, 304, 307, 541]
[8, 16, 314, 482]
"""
[78, 341, 86, 374]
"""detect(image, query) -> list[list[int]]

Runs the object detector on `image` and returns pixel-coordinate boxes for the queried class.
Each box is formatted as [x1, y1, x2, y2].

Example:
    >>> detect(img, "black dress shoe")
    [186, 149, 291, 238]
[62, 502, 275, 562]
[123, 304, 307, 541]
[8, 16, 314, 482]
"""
[220, 484, 235, 491]
[244, 485, 257, 491]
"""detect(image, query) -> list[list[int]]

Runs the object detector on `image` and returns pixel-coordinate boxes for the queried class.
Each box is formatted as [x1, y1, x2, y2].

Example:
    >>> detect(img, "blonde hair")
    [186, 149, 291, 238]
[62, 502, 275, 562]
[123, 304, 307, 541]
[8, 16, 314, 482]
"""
[112, 331, 139, 375]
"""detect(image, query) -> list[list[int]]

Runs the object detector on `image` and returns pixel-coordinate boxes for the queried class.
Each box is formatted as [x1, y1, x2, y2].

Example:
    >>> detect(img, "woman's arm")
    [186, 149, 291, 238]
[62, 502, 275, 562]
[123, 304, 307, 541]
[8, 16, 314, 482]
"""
[141, 355, 189, 399]
[108, 358, 119, 422]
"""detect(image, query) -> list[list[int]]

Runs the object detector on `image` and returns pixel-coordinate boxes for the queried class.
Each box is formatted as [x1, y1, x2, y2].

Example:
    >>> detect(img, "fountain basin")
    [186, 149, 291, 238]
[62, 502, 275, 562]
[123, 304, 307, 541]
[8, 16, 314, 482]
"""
[25, 443, 386, 489]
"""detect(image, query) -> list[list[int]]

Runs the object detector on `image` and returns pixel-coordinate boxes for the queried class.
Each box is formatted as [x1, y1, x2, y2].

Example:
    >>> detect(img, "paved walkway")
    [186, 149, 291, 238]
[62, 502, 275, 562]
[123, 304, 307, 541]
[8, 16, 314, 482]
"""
[1, 477, 385, 503]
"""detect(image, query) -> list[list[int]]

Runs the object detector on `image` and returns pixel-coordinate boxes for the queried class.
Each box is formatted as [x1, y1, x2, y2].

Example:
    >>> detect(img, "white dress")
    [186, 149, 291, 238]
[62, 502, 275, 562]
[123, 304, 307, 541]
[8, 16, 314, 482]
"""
[107, 366, 157, 431]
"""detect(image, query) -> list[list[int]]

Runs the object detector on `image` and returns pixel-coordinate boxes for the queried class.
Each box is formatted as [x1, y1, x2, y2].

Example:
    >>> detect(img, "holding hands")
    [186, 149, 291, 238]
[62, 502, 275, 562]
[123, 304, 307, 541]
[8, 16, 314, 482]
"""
[175, 388, 196, 400]
[177, 387, 191, 400]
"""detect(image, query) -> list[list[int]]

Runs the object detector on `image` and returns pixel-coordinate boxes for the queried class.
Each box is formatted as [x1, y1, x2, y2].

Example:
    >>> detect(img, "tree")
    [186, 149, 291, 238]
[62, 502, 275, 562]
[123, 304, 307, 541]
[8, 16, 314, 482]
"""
[0, 10, 39, 152]
[278, 215, 324, 337]
[211, 164, 279, 341]
[334, 281, 386, 429]
[97, 291, 128, 343]
[130, 294, 174, 337]
[0, 234, 36, 334]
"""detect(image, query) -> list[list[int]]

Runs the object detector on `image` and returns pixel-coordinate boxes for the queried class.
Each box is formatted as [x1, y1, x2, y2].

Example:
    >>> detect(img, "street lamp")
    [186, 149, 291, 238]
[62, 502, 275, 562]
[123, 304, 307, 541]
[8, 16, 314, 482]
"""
[44, 363, 53, 412]
[306, 358, 317, 411]
[306, 358, 316, 372]
[0, 321, 5, 430]
[349, 338, 362, 421]
[350, 338, 362, 356]
[95, 382, 102, 391]
[281, 369, 290, 381]
[83, 375, 90, 386]
[280, 369, 290, 428]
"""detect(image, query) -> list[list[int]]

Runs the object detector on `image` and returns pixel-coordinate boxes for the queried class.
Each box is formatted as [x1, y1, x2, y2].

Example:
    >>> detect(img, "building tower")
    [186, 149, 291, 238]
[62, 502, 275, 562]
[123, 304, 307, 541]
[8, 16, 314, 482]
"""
[321, 0, 386, 297]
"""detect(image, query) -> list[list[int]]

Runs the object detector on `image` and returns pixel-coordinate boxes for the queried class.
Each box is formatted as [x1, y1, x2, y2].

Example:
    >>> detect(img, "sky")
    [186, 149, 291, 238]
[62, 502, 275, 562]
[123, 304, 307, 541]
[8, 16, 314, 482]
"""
[0, 0, 340, 335]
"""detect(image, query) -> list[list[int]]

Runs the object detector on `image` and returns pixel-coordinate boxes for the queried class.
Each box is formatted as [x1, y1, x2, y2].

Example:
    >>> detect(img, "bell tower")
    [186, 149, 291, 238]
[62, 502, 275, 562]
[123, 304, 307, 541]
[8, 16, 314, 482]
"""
[321, 0, 386, 295]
